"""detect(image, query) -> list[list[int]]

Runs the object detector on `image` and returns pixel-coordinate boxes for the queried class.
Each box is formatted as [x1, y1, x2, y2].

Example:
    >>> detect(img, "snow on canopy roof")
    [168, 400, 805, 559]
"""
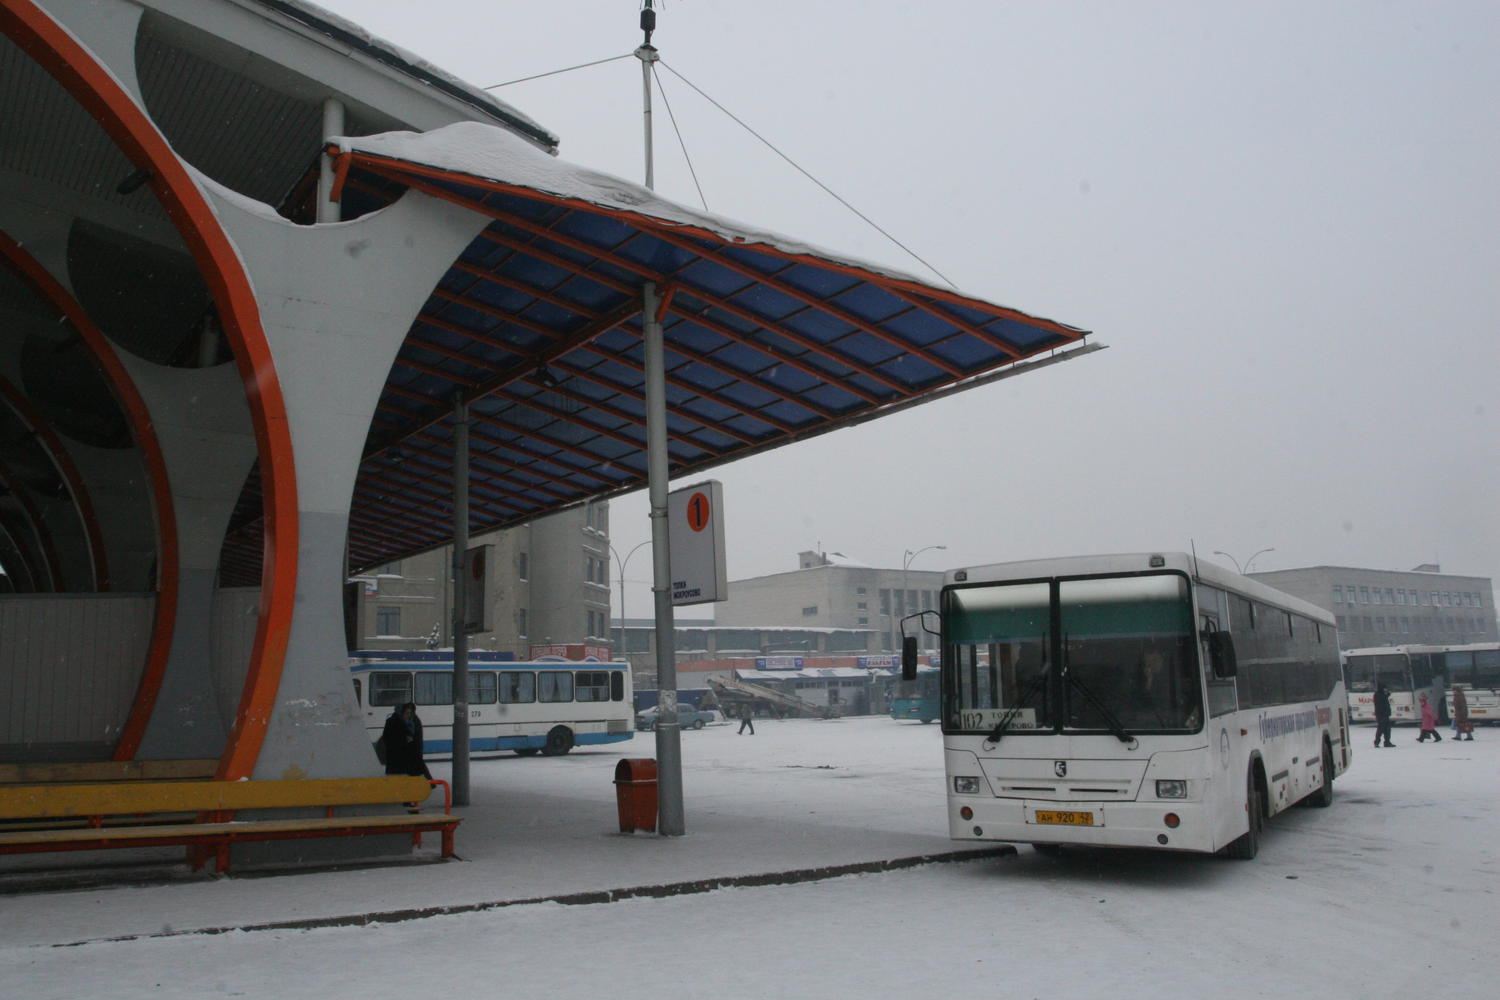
[335, 122, 970, 287]
[220, 121, 1095, 584]
[256, 2, 555, 148]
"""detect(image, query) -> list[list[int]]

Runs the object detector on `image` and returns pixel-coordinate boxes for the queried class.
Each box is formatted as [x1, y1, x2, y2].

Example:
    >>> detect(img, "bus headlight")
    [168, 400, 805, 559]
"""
[953, 776, 982, 795]
[1155, 780, 1188, 799]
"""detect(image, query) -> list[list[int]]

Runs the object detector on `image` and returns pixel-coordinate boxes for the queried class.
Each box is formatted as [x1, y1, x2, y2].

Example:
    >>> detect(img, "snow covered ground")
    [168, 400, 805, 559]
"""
[1, 717, 1494, 999]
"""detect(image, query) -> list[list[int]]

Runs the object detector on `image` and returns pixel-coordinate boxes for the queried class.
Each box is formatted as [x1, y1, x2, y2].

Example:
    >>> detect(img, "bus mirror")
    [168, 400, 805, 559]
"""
[1209, 631, 1238, 678]
[901, 636, 918, 681]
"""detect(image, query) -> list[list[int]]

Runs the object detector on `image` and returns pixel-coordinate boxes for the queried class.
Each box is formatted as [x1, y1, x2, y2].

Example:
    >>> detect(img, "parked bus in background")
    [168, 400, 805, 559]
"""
[890, 667, 940, 723]
[1437, 643, 1500, 725]
[350, 654, 633, 757]
[905, 552, 1350, 860]
[1342, 645, 1448, 726]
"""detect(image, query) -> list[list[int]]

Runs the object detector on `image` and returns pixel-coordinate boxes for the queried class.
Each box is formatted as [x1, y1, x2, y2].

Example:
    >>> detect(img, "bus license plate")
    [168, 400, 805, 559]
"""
[1034, 810, 1096, 826]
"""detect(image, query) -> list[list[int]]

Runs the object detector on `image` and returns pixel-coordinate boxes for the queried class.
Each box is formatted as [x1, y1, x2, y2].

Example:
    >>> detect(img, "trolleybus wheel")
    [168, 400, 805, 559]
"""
[513, 747, 539, 757]
[541, 726, 574, 756]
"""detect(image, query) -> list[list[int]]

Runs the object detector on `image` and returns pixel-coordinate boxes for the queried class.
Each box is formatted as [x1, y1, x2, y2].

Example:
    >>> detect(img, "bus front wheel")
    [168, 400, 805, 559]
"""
[541, 726, 575, 756]
[1224, 769, 1263, 860]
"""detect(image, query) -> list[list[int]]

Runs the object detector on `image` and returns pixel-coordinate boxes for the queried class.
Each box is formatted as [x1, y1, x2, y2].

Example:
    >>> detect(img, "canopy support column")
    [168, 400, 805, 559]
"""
[643, 280, 683, 836]
[317, 98, 344, 224]
[450, 392, 470, 806]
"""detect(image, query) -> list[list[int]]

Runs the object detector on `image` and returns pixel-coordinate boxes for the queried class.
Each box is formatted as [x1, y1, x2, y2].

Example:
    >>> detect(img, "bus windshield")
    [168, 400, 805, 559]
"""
[1344, 653, 1409, 692]
[946, 574, 1202, 734]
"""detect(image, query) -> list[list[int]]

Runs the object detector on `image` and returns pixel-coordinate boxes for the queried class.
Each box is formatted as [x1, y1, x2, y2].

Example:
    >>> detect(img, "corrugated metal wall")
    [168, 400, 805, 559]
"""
[0, 594, 153, 749]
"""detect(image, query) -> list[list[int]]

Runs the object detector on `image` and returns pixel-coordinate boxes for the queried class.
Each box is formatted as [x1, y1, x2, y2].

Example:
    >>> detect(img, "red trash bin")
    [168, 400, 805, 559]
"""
[614, 758, 658, 833]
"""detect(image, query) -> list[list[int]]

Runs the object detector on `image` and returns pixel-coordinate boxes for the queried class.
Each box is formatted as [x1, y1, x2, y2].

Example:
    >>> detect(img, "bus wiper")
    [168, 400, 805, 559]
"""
[1064, 671, 1135, 744]
[986, 657, 1048, 744]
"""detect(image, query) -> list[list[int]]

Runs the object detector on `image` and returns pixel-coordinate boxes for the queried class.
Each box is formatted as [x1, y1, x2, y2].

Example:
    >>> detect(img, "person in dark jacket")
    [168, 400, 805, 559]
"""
[1373, 684, 1395, 748]
[382, 702, 431, 777]
[737, 702, 755, 735]
[1450, 686, 1474, 740]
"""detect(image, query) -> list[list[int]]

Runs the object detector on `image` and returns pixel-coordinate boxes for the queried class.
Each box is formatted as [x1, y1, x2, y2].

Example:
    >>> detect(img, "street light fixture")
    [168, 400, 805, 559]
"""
[610, 540, 651, 656]
[1212, 547, 1275, 576]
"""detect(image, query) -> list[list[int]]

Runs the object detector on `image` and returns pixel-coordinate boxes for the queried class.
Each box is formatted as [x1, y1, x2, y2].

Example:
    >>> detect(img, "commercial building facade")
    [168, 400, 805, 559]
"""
[351, 503, 612, 657]
[1249, 564, 1496, 649]
[712, 551, 946, 654]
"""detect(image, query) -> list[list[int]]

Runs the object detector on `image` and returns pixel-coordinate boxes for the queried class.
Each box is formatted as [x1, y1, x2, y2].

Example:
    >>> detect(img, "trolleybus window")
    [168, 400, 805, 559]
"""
[575, 671, 610, 702]
[370, 671, 411, 707]
[499, 671, 535, 704]
[414, 672, 451, 706]
[538, 670, 573, 703]
[469, 671, 497, 704]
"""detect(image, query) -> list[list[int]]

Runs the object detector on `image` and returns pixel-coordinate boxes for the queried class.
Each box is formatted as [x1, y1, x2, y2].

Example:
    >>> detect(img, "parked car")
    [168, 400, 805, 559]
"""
[635, 704, 720, 731]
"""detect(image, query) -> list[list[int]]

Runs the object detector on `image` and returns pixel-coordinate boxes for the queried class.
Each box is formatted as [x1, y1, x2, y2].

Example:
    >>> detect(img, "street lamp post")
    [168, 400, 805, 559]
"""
[1213, 547, 1275, 576]
[900, 545, 947, 648]
[610, 540, 651, 658]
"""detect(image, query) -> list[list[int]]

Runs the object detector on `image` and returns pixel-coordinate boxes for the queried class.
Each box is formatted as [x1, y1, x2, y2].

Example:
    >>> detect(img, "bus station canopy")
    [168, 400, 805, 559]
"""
[224, 121, 1094, 582]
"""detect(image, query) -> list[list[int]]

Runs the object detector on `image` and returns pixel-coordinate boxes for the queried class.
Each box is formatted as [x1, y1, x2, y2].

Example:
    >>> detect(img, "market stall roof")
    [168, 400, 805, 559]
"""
[221, 121, 1097, 582]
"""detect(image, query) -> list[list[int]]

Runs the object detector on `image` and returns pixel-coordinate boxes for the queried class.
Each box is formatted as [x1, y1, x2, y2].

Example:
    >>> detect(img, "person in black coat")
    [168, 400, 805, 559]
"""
[1373, 684, 1395, 748]
[382, 702, 431, 777]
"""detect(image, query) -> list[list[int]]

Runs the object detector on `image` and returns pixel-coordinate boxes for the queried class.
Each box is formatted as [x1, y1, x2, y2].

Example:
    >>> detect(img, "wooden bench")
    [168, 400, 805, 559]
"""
[0, 759, 218, 783]
[0, 775, 459, 873]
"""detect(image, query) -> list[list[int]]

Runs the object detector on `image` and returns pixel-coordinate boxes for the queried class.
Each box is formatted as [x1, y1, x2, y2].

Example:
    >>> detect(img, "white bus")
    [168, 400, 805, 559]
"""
[906, 552, 1350, 859]
[1342, 645, 1447, 726]
[1437, 642, 1500, 725]
[350, 655, 634, 757]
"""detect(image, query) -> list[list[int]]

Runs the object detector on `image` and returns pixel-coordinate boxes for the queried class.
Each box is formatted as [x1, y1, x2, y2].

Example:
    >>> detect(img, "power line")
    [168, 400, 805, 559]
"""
[658, 60, 957, 289]
[484, 53, 635, 90]
[651, 64, 708, 211]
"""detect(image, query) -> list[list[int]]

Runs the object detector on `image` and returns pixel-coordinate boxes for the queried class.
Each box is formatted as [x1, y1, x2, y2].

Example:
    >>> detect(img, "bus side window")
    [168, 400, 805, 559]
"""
[1200, 613, 1237, 717]
[610, 671, 625, 702]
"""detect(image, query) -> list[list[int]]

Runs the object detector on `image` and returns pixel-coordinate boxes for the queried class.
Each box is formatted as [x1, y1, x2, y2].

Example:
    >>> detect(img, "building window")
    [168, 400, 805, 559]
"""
[376, 606, 400, 635]
[857, 601, 867, 610]
[1359, 587, 1370, 604]
[856, 586, 867, 595]
[857, 616, 868, 625]
[801, 606, 818, 617]
[879, 589, 891, 614]
[1335, 615, 1346, 630]
[1385, 588, 1395, 604]
[1333, 586, 1343, 604]
[518, 552, 528, 580]
[517, 608, 528, 637]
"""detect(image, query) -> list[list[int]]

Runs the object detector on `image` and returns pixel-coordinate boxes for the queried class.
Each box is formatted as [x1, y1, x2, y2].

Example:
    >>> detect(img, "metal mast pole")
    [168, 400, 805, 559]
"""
[635, 1, 684, 836]
[450, 393, 470, 806]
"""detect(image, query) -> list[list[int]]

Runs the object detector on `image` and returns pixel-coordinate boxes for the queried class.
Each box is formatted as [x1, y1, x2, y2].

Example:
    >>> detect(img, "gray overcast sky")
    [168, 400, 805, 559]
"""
[317, 0, 1499, 607]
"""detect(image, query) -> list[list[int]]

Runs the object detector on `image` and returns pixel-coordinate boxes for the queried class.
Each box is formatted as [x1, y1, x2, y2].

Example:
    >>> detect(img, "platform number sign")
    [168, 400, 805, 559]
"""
[667, 480, 728, 606]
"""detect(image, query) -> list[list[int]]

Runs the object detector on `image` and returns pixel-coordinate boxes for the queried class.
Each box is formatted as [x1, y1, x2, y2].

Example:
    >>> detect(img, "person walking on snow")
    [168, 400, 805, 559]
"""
[1373, 683, 1395, 748]
[737, 703, 755, 735]
[1416, 693, 1443, 742]
[1451, 686, 1475, 741]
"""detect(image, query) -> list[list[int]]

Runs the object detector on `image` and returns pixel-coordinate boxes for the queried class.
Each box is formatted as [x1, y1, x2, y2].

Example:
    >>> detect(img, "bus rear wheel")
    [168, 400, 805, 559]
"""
[541, 726, 574, 756]
[513, 747, 539, 757]
[1308, 741, 1335, 808]
[1224, 769, 1263, 860]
